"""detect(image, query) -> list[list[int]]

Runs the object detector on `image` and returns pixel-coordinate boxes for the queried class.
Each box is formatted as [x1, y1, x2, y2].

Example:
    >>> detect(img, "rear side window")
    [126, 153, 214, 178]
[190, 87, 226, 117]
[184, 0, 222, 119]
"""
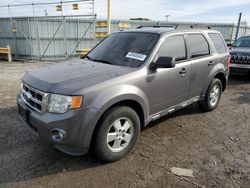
[208, 33, 227, 54]
[188, 34, 210, 58]
[157, 35, 186, 61]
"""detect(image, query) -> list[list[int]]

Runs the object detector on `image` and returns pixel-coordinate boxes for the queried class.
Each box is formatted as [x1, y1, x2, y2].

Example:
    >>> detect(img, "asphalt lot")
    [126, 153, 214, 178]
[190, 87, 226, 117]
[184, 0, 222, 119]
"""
[0, 61, 250, 188]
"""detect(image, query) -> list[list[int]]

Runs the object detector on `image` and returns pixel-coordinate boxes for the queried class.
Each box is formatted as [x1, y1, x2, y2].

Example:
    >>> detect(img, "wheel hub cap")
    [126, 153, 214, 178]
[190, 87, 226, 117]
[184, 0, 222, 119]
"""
[107, 117, 134, 152]
[209, 84, 220, 107]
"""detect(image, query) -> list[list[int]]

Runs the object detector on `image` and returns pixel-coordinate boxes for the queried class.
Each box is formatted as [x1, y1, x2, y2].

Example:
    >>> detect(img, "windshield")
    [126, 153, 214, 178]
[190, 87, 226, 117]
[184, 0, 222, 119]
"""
[87, 32, 159, 67]
[233, 37, 250, 47]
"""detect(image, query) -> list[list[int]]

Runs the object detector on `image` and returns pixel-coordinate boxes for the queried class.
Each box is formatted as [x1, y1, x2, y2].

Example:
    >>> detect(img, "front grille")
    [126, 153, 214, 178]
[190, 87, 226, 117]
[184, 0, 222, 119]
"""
[21, 83, 48, 112]
[231, 54, 250, 64]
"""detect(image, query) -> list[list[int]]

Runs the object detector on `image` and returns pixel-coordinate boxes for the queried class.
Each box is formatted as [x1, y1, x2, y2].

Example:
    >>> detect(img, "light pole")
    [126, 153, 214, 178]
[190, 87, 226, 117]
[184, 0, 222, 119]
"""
[235, 12, 242, 41]
[165, 15, 170, 22]
[107, 0, 111, 35]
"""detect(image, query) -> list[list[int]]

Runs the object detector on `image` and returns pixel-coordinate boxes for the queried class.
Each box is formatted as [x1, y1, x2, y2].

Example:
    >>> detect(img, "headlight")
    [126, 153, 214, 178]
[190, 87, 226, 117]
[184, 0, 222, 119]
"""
[48, 94, 83, 113]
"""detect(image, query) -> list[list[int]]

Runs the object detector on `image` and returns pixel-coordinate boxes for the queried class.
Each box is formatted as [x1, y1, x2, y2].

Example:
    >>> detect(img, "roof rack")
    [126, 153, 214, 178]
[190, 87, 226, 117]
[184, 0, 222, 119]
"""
[136, 25, 212, 30]
[136, 24, 178, 29]
[189, 25, 211, 29]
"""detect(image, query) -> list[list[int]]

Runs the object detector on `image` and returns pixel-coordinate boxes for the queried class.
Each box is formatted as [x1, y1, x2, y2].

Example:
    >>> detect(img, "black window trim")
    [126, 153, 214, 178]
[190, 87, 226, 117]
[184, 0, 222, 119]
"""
[186, 33, 211, 60]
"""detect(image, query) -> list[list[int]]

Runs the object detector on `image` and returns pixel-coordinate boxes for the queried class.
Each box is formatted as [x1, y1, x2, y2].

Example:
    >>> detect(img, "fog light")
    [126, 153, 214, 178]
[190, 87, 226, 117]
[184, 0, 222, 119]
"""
[50, 128, 66, 142]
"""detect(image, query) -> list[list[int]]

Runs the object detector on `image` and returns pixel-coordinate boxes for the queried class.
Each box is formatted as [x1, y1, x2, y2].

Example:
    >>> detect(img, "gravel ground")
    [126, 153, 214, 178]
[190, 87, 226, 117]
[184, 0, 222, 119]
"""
[0, 61, 250, 188]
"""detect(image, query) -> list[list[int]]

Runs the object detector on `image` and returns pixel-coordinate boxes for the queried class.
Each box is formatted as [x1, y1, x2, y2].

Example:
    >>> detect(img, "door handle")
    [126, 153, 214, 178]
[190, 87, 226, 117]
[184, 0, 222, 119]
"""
[179, 68, 187, 75]
[208, 61, 214, 67]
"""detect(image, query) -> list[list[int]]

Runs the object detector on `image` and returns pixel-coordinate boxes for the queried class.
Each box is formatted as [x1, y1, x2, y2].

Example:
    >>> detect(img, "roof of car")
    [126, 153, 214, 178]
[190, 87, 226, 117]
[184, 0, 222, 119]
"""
[239, 35, 250, 38]
[120, 28, 219, 35]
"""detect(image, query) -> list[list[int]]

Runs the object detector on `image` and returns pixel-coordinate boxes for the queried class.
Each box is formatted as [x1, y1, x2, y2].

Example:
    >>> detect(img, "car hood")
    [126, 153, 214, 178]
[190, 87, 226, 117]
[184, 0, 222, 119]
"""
[23, 60, 136, 94]
[229, 47, 250, 55]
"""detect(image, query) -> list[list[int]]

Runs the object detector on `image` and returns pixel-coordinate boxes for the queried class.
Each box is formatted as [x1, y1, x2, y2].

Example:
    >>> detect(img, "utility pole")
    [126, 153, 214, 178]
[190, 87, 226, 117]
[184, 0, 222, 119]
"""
[107, 0, 111, 35]
[235, 12, 242, 41]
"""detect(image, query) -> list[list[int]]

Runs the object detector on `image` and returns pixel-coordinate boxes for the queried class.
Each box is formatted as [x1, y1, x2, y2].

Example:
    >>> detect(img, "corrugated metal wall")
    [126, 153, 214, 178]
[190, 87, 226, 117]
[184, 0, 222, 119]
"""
[0, 17, 249, 61]
[0, 17, 96, 60]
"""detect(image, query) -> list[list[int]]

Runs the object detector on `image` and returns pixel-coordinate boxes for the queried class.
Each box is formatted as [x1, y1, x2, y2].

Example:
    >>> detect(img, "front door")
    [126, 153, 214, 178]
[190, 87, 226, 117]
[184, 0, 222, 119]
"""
[148, 35, 191, 115]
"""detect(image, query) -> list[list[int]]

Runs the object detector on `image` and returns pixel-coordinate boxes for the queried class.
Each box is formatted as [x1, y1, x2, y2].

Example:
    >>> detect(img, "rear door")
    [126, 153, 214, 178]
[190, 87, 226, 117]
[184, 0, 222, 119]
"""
[186, 33, 215, 99]
[149, 35, 191, 114]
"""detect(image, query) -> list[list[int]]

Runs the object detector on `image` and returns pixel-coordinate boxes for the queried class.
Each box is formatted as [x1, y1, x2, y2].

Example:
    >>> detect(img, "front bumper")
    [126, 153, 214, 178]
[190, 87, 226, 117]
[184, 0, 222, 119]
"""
[17, 94, 102, 156]
[230, 63, 250, 75]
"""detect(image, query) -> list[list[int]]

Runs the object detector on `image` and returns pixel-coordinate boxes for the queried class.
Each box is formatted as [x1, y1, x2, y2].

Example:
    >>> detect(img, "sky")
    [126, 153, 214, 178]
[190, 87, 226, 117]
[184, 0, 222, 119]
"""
[1, 0, 250, 24]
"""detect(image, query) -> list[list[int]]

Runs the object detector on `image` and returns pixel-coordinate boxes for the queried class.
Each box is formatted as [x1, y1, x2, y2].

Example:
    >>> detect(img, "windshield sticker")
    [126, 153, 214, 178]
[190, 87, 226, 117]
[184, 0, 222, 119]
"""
[126, 52, 147, 61]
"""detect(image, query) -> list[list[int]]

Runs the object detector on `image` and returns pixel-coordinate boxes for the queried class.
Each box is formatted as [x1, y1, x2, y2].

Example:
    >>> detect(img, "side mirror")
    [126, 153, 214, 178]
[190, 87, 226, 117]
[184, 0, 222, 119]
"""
[151, 56, 175, 70]
[227, 43, 232, 47]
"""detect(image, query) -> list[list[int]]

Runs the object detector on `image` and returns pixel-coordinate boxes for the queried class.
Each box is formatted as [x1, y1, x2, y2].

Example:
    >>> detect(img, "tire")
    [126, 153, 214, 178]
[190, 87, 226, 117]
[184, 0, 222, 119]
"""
[199, 78, 222, 112]
[94, 106, 140, 162]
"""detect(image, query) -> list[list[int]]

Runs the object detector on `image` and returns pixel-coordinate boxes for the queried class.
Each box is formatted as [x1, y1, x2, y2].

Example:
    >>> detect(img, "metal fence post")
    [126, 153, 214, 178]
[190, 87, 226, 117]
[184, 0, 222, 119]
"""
[33, 3, 41, 61]
[63, 16, 68, 59]
[92, 14, 97, 48]
[8, 5, 17, 59]
[27, 17, 34, 59]
[13, 21, 18, 59]
[77, 19, 80, 49]
[36, 19, 41, 61]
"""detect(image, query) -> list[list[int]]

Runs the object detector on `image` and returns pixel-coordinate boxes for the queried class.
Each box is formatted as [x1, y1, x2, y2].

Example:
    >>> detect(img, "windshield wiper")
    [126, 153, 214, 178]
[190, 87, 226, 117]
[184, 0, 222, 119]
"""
[94, 59, 112, 65]
[85, 55, 112, 65]
[85, 55, 94, 61]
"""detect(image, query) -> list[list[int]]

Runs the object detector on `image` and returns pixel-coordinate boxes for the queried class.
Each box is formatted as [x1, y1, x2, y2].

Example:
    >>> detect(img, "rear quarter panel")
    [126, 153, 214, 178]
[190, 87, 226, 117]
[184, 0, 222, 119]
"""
[200, 31, 229, 97]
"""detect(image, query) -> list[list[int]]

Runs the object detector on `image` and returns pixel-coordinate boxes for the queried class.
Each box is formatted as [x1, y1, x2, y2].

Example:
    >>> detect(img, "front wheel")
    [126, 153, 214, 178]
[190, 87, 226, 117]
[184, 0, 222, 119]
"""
[94, 106, 140, 162]
[199, 78, 222, 112]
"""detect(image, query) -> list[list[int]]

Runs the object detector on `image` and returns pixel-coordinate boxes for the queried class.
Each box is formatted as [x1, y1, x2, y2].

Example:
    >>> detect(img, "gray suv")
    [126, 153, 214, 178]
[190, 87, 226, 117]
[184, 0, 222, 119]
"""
[17, 28, 230, 162]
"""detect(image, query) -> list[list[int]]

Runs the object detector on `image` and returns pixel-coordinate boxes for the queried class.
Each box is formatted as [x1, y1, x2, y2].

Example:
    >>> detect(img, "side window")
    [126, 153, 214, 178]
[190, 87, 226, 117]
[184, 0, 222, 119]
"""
[157, 35, 187, 61]
[208, 33, 227, 54]
[188, 34, 210, 58]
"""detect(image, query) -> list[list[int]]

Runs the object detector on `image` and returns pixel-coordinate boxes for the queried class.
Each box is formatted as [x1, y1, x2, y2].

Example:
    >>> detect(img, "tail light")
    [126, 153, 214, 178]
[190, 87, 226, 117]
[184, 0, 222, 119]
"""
[226, 56, 231, 69]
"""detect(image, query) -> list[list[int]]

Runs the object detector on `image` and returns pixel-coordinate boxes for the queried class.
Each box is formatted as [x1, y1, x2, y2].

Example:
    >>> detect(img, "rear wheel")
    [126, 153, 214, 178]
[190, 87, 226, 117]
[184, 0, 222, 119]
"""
[199, 78, 222, 112]
[94, 106, 140, 162]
